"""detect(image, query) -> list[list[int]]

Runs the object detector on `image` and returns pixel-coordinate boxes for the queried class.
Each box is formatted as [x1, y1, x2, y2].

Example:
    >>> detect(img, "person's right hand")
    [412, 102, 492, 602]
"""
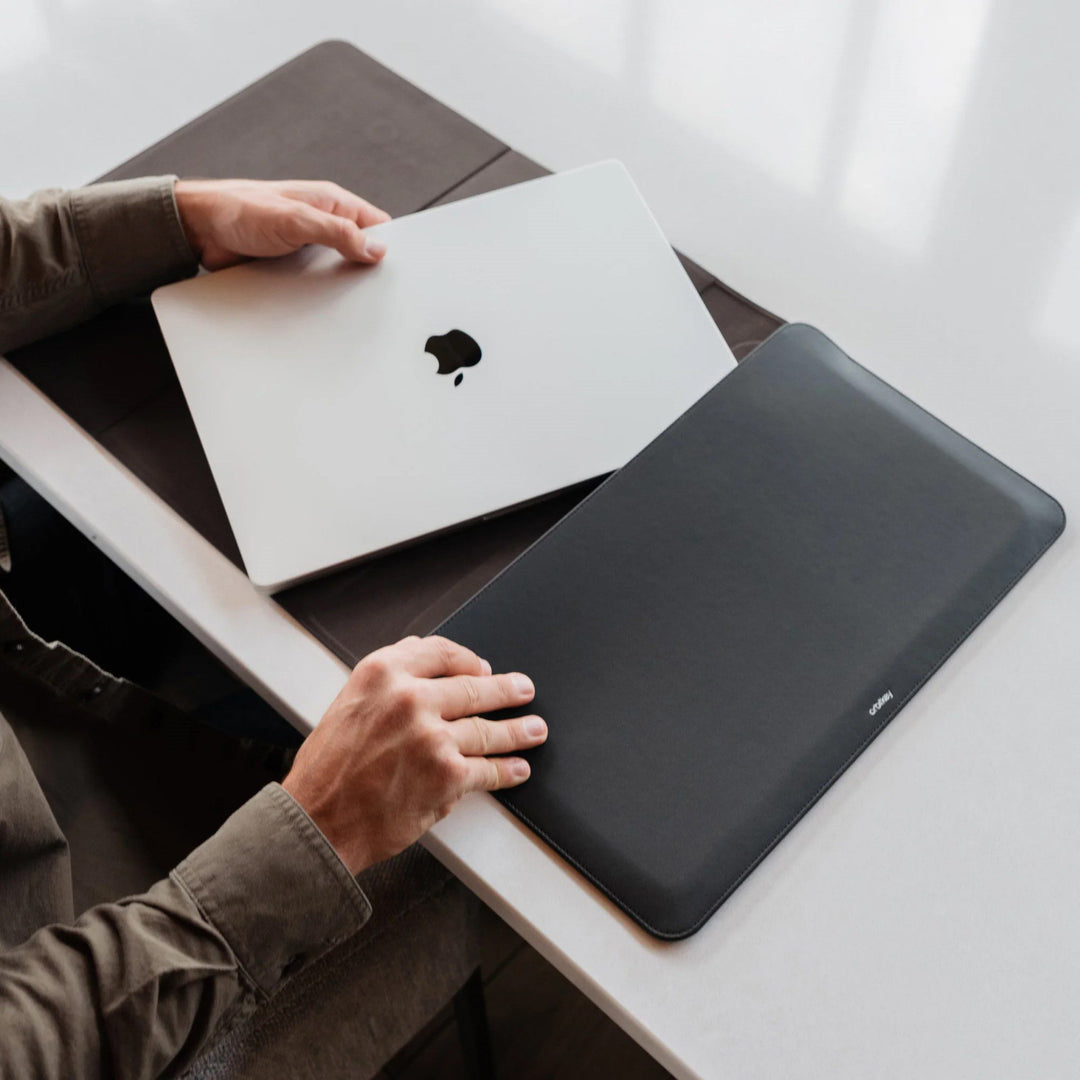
[174, 179, 390, 271]
[282, 635, 546, 875]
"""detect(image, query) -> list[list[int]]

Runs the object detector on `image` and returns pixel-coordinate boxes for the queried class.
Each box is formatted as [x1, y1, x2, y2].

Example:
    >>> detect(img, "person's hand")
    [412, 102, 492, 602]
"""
[173, 179, 391, 271]
[282, 635, 547, 875]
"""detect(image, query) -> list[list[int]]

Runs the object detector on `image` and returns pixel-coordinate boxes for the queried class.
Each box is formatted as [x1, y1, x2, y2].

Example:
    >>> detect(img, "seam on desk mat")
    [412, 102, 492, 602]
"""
[417, 146, 514, 211]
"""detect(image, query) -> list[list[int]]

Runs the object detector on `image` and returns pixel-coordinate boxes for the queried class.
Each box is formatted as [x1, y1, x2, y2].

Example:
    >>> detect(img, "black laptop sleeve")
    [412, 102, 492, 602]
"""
[436, 323, 1064, 940]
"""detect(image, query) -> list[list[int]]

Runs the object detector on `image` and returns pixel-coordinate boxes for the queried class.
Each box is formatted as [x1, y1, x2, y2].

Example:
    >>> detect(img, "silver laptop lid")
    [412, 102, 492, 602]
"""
[152, 161, 735, 590]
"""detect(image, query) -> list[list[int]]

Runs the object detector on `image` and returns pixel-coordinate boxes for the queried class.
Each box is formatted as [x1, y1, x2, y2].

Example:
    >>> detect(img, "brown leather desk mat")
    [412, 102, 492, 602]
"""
[8, 40, 782, 666]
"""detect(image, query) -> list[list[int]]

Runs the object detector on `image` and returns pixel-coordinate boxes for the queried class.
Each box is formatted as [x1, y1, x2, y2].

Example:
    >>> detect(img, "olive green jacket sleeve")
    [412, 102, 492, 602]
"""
[0, 781, 373, 1080]
[0, 176, 198, 354]
[0, 181, 373, 1077]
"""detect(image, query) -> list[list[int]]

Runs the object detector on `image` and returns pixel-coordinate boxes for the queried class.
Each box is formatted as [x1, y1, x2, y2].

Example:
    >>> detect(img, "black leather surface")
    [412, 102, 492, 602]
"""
[437, 324, 1065, 939]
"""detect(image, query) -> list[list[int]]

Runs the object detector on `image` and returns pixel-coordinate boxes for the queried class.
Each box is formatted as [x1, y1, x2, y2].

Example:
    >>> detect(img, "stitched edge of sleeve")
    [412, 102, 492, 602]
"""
[68, 176, 198, 307]
[173, 784, 372, 995]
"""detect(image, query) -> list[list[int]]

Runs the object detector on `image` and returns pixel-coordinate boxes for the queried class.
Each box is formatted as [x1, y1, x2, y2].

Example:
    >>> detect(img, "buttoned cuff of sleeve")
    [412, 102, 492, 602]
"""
[69, 176, 198, 307]
[172, 783, 372, 996]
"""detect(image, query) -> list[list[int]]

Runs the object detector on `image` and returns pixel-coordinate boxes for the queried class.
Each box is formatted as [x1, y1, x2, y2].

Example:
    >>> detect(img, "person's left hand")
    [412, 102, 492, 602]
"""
[173, 179, 391, 271]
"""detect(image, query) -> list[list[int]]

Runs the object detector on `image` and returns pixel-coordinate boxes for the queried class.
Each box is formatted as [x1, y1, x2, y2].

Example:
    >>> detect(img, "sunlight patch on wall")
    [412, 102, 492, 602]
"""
[0, 0, 49, 69]
[647, 0, 855, 195]
[483, 0, 629, 80]
[1037, 207, 1080, 355]
[839, 0, 990, 253]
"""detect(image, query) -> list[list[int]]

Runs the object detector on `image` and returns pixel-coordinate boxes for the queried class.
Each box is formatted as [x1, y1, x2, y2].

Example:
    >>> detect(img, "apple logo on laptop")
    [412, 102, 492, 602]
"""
[425, 329, 482, 386]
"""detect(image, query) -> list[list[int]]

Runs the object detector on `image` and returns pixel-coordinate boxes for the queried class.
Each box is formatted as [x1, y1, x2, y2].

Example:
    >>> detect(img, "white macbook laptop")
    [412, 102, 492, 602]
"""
[152, 161, 736, 591]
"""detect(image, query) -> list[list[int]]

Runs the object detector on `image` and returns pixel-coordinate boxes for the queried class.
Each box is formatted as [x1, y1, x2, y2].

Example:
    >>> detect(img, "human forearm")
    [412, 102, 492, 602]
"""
[0, 876, 238, 1080]
[0, 784, 371, 1080]
[0, 177, 197, 354]
[0, 175, 395, 356]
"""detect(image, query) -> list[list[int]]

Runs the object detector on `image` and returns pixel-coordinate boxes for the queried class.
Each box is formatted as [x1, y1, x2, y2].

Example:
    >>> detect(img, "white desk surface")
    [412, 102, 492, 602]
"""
[2, 3, 1079, 1077]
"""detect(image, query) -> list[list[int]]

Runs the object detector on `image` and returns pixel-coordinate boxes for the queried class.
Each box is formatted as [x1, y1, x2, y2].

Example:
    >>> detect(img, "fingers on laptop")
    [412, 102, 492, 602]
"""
[278, 180, 391, 227]
[284, 204, 387, 263]
[276, 180, 390, 262]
